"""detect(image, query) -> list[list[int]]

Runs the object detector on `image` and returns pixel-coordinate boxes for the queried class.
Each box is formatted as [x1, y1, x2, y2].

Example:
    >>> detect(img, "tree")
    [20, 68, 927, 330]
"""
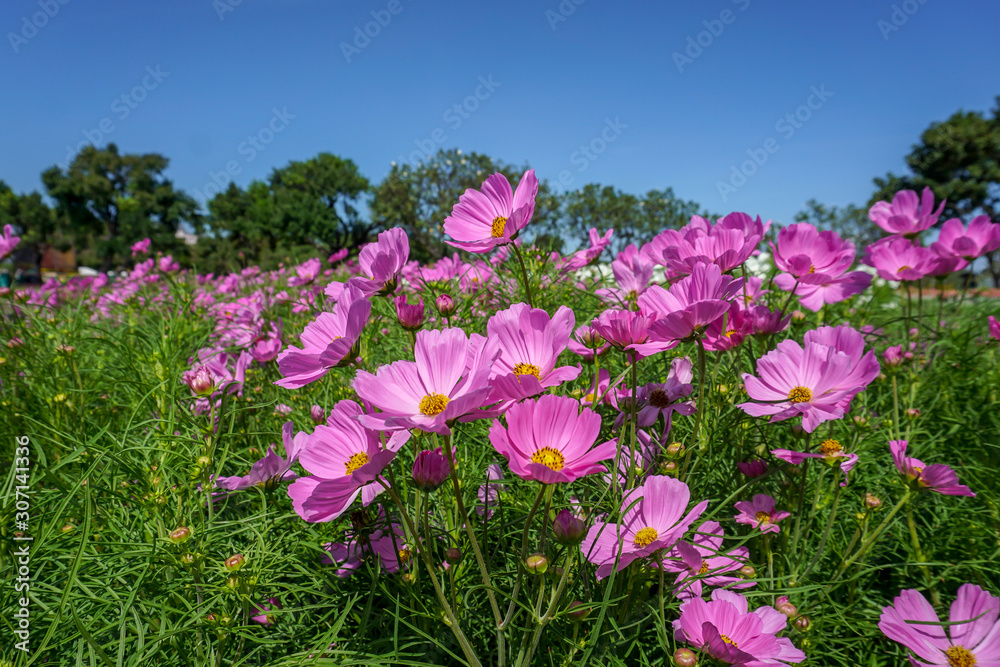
[204, 153, 370, 269]
[870, 98, 1000, 284]
[42, 144, 201, 270]
[369, 149, 560, 262]
[0, 182, 59, 273]
[543, 184, 708, 258]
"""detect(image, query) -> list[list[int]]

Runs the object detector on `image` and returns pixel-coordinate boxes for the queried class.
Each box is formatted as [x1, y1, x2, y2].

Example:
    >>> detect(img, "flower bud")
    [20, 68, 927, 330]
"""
[435, 294, 456, 317]
[738, 565, 756, 578]
[864, 493, 882, 509]
[184, 366, 215, 397]
[552, 509, 587, 546]
[411, 448, 450, 492]
[905, 408, 920, 419]
[794, 616, 811, 631]
[578, 327, 606, 350]
[659, 460, 678, 476]
[884, 345, 904, 367]
[526, 553, 548, 575]
[673, 648, 698, 666]
[395, 295, 425, 331]
[852, 415, 868, 427]
[777, 602, 798, 618]
[61, 523, 75, 533]
[445, 547, 463, 565]
[401, 572, 417, 585]
[790, 424, 806, 438]
[170, 526, 191, 543]
[567, 601, 590, 621]
[791, 310, 806, 322]
[225, 554, 245, 571]
[310, 405, 325, 425]
[666, 442, 685, 457]
[737, 460, 768, 478]
[181, 553, 196, 565]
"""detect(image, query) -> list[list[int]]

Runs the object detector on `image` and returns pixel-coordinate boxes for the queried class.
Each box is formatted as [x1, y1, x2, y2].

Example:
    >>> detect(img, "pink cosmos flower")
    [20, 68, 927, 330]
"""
[673, 589, 806, 665]
[558, 228, 613, 274]
[931, 215, 1000, 267]
[486, 303, 580, 403]
[356, 227, 409, 294]
[287, 399, 410, 523]
[395, 294, 424, 331]
[890, 440, 975, 497]
[328, 248, 349, 264]
[475, 463, 505, 519]
[590, 309, 672, 359]
[443, 169, 538, 253]
[353, 327, 500, 434]
[580, 368, 611, 408]
[130, 237, 150, 257]
[287, 258, 322, 286]
[772, 223, 871, 311]
[739, 325, 879, 433]
[634, 357, 695, 428]
[275, 284, 371, 389]
[989, 316, 1000, 341]
[747, 304, 791, 337]
[868, 187, 945, 237]
[664, 521, 753, 601]
[251, 597, 281, 626]
[772, 437, 858, 486]
[639, 262, 744, 344]
[737, 460, 769, 478]
[733, 494, 791, 534]
[604, 428, 662, 488]
[411, 447, 450, 491]
[645, 213, 764, 276]
[581, 475, 708, 580]
[595, 244, 655, 306]
[702, 304, 752, 352]
[489, 395, 616, 484]
[879, 584, 999, 667]
[215, 421, 308, 491]
[864, 237, 939, 281]
[158, 255, 180, 273]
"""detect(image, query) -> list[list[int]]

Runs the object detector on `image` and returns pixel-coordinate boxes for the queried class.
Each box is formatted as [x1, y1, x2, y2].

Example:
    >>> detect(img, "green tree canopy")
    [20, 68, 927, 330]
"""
[0, 181, 59, 271]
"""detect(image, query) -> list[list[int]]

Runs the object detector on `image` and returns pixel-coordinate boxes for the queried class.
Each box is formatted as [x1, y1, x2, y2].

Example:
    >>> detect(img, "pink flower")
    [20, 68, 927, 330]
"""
[868, 187, 945, 237]
[356, 227, 409, 295]
[739, 325, 879, 433]
[673, 589, 806, 665]
[158, 255, 180, 273]
[664, 521, 753, 601]
[287, 400, 410, 523]
[328, 248, 349, 264]
[639, 262, 744, 344]
[275, 285, 371, 389]
[989, 316, 1000, 341]
[590, 309, 671, 358]
[772, 437, 858, 486]
[580, 368, 611, 408]
[411, 448, 450, 491]
[395, 294, 424, 331]
[435, 293, 456, 317]
[489, 395, 616, 484]
[251, 597, 281, 626]
[747, 304, 791, 336]
[737, 460, 769, 478]
[216, 422, 307, 491]
[634, 357, 695, 428]
[890, 440, 975, 497]
[879, 584, 999, 666]
[568, 324, 609, 360]
[558, 227, 613, 273]
[130, 237, 150, 257]
[287, 258, 322, 286]
[864, 237, 939, 281]
[486, 303, 580, 403]
[733, 494, 791, 534]
[581, 475, 708, 579]
[772, 223, 871, 311]
[595, 244, 654, 305]
[702, 304, 752, 352]
[353, 327, 499, 434]
[475, 463, 505, 519]
[932, 215, 1000, 265]
[646, 213, 764, 276]
[444, 169, 538, 253]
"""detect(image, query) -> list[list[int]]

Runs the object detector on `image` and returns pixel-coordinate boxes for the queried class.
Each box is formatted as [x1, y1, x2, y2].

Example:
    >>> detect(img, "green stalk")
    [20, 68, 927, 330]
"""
[831, 491, 911, 584]
[906, 503, 941, 606]
[511, 243, 534, 308]
[501, 486, 547, 629]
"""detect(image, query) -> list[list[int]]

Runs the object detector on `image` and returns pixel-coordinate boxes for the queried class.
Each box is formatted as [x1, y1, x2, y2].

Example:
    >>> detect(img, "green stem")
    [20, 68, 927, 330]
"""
[906, 503, 941, 606]
[680, 338, 708, 482]
[511, 243, 534, 308]
[831, 491, 911, 584]
[501, 486, 547, 629]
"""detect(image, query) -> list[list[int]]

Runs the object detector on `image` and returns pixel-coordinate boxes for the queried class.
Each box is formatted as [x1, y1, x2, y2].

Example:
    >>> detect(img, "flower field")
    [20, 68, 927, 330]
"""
[2, 174, 999, 666]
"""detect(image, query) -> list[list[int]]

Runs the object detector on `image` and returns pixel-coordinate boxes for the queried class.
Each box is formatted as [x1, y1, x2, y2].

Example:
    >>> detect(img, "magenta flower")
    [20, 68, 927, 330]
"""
[475, 463, 505, 519]
[580, 368, 611, 408]
[130, 237, 150, 257]
[595, 244, 655, 305]
[365, 521, 416, 573]
[552, 509, 588, 545]
[251, 597, 281, 626]
[287, 258, 322, 286]
[216, 421, 308, 491]
[568, 324, 610, 361]
[635, 357, 695, 428]
[411, 447, 450, 491]
[673, 589, 806, 665]
[734, 494, 791, 534]
[772, 223, 871, 311]
[489, 395, 616, 484]
[989, 316, 1000, 341]
[932, 215, 1000, 266]
[287, 399, 410, 523]
[739, 325, 878, 433]
[328, 248, 349, 264]
[737, 460, 769, 478]
[604, 428, 661, 488]
[864, 237, 939, 281]
[275, 285, 371, 389]
[395, 294, 424, 331]
[435, 293, 456, 317]
[558, 227, 613, 273]
[590, 308, 672, 358]
[183, 366, 216, 397]
[747, 304, 791, 337]
[664, 521, 753, 601]
[443, 169, 538, 253]
[639, 262, 744, 343]
[879, 584, 999, 667]
[772, 438, 859, 486]
[158, 255, 180, 273]
[356, 227, 410, 295]
[868, 187, 945, 237]
[310, 404, 325, 424]
[646, 213, 763, 276]
[486, 303, 580, 403]
[890, 440, 975, 497]
[702, 304, 752, 352]
[581, 475, 708, 579]
[353, 327, 499, 434]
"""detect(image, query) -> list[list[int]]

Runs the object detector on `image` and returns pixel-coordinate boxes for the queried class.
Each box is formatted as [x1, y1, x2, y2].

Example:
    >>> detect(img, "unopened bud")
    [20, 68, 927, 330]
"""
[62, 524, 75, 533]
[170, 526, 191, 543]
[864, 493, 882, 509]
[791, 310, 806, 322]
[738, 565, 756, 578]
[181, 553, 196, 565]
[310, 405, 325, 425]
[526, 553, 548, 575]
[666, 442, 684, 457]
[794, 616, 811, 631]
[552, 510, 587, 546]
[435, 294, 456, 317]
[673, 648, 698, 666]
[777, 602, 798, 618]
[905, 408, 920, 419]
[225, 554, 244, 571]
[717, 383, 729, 394]
[401, 572, 417, 585]
[659, 460, 678, 476]
[445, 547, 463, 565]
[567, 601, 590, 621]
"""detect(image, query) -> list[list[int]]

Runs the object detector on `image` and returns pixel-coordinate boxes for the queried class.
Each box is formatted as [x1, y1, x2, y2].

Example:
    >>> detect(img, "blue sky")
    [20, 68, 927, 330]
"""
[2, 0, 998, 229]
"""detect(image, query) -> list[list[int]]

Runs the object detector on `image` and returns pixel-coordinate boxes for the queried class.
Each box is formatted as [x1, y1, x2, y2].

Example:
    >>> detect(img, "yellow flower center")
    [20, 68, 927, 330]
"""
[721, 634, 738, 647]
[397, 547, 412, 564]
[513, 363, 541, 380]
[698, 560, 709, 574]
[345, 452, 368, 475]
[331, 335, 343, 343]
[419, 393, 450, 416]
[899, 265, 912, 271]
[946, 646, 977, 667]
[648, 389, 671, 408]
[808, 265, 816, 274]
[583, 392, 595, 403]
[787, 386, 812, 403]
[633, 527, 658, 548]
[491, 216, 507, 238]
[724, 329, 738, 337]
[756, 511, 771, 524]
[819, 439, 842, 455]
[531, 447, 566, 471]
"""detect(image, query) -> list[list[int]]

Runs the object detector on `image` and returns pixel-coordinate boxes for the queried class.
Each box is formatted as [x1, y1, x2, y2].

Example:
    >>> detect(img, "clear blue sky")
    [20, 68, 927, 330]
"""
[2, 0, 998, 227]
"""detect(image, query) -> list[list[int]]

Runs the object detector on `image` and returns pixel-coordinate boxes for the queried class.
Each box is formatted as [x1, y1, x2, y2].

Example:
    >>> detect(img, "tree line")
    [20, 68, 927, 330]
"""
[2, 97, 998, 282]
